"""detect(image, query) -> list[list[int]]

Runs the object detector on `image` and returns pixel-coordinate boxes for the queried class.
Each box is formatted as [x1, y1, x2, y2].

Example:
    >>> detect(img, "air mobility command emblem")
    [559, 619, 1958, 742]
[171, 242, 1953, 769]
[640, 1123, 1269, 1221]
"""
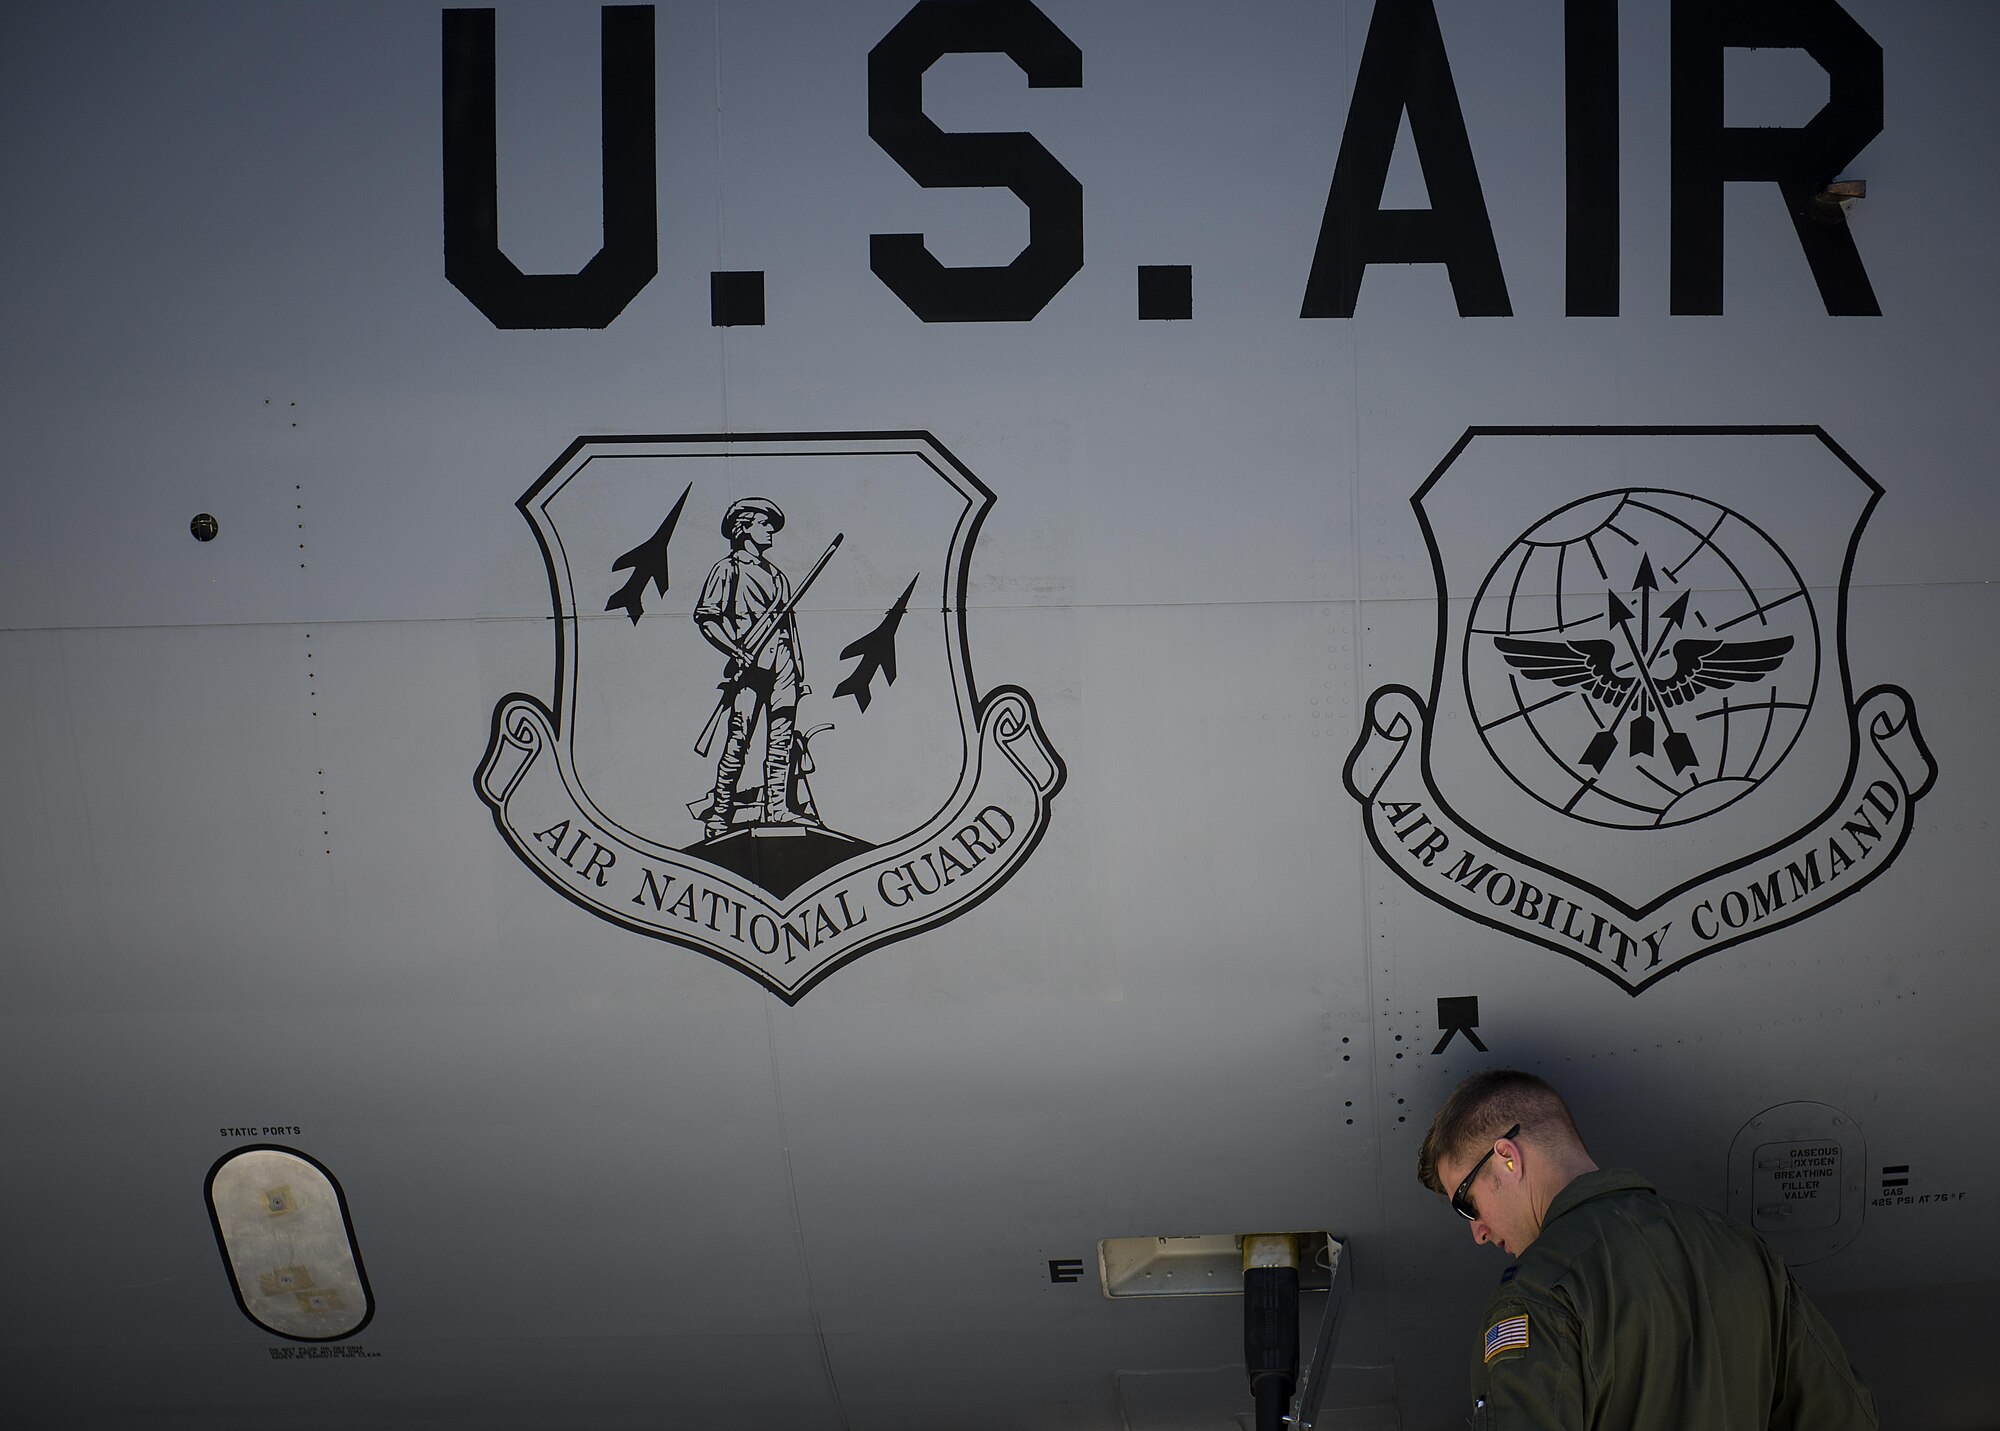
[477, 433, 1065, 1000]
[1345, 428, 1934, 992]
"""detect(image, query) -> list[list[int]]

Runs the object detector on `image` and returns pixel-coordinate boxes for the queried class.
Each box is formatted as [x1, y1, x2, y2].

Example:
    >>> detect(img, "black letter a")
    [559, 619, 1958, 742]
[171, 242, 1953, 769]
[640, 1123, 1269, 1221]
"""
[443, 7, 658, 329]
[1301, 0, 1510, 318]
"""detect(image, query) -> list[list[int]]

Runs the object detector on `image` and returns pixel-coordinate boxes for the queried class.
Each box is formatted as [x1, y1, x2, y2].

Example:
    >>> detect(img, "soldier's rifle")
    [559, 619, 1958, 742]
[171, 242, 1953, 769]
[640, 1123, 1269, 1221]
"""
[694, 532, 843, 756]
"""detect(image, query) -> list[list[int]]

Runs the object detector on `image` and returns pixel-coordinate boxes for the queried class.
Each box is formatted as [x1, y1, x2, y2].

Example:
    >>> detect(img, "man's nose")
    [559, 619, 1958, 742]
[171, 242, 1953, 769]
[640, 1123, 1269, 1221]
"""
[1469, 1219, 1493, 1246]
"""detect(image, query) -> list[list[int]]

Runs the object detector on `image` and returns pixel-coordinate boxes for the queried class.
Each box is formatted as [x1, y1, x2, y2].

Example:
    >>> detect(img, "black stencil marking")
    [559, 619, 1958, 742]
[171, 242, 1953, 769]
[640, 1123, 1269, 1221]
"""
[1669, 0, 1882, 315]
[710, 271, 766, 327]
[1301, 0, 1510, 318]
[836, 573, 920, 712]
[1433, 995, 1487, 1054]
[1566, 0, 1619, 315]
[1137, 265, 1192, 320]
[868, 0, 1084, 322]
[606, 482, 691, 624]
[442, 6, 659, 329]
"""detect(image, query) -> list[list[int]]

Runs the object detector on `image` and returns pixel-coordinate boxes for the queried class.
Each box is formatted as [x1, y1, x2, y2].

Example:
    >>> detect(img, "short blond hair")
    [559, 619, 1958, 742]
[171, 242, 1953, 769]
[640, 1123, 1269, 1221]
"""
[1416, 1070, 1586, 1195]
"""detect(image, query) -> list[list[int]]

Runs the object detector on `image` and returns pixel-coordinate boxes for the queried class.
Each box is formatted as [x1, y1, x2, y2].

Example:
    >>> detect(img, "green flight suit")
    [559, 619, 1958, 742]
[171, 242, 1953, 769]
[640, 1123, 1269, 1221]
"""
[1469, 1169, 1877, 1429]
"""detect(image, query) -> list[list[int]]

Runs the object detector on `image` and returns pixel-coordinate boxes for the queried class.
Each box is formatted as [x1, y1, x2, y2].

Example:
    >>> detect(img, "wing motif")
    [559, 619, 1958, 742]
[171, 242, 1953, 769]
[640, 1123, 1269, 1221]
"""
[1491, 637, 1631, 705]
[1653, 636, 1794, 708]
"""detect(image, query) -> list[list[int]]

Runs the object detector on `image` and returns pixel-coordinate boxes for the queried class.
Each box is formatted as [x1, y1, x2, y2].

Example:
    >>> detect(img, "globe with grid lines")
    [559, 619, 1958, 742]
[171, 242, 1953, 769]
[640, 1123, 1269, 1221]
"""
[1461, 489, 1820, 830]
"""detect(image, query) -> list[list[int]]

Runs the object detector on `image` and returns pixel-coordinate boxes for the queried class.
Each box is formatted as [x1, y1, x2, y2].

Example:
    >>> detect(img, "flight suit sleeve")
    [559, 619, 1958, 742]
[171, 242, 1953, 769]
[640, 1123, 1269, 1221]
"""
[1769, 1277, 1879, 1430]
[1469, 1295, 1587, 1430]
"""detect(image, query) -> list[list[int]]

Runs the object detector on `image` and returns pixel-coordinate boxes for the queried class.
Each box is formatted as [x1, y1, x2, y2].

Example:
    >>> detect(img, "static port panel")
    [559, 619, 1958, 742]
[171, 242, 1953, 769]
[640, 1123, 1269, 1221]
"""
[205, 1145, 373, 1341]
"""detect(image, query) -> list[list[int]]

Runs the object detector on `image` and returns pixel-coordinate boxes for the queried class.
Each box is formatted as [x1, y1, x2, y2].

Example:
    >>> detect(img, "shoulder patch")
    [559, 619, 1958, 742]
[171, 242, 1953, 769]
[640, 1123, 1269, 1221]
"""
[1484, 1313, 1531, 1364]
[1498, 1265, 1518, 1284]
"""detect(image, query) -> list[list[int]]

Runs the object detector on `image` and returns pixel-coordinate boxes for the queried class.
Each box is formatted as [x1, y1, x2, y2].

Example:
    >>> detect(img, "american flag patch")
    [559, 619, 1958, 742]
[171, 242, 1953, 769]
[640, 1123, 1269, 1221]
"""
[1484, 1314, 1530, 1362]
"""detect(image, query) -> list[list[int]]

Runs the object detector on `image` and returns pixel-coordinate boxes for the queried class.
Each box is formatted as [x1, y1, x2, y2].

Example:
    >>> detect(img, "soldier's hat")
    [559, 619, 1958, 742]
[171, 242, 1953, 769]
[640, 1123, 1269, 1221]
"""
[720, 496, 785, 538]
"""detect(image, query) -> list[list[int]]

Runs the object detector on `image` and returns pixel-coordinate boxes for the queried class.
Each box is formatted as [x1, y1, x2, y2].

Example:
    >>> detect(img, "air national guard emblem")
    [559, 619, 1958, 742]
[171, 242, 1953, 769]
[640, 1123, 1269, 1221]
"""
[1344, 428, 1935, 993]
[477, 433, 1065, 1000]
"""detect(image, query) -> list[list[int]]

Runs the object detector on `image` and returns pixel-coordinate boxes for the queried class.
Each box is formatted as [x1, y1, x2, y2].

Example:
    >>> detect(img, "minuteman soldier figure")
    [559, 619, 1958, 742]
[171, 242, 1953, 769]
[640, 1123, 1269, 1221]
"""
[693, 498, 813, 839]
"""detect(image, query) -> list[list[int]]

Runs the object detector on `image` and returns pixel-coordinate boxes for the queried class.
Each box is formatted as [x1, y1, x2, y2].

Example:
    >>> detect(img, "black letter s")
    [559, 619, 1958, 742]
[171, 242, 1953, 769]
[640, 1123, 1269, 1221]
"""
[869, 0, 1083, 322]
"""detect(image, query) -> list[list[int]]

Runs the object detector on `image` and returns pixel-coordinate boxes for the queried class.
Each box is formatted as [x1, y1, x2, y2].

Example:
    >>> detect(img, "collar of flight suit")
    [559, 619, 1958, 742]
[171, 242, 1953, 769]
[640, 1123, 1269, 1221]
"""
[1539, 1167, 1657, 1230]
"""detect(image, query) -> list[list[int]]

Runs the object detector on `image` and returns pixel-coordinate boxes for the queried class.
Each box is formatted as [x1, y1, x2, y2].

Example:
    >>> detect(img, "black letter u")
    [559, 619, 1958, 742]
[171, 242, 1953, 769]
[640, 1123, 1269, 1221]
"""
[443, 6, 658, 329]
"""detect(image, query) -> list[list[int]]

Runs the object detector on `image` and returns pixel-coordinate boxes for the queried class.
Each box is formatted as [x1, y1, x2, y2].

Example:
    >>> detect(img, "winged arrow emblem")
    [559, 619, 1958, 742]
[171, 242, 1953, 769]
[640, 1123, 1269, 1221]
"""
[1493, 635, 1794, 709]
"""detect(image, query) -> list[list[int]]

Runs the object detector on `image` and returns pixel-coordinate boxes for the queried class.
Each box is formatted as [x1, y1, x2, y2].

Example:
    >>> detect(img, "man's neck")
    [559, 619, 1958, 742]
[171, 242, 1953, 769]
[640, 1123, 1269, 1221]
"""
[1529, 1150, 1601, 1234]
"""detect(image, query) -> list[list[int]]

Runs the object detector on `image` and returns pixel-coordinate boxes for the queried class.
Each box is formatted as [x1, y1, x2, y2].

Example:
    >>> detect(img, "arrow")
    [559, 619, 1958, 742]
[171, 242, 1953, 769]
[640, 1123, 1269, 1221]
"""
[605, 483, 691, 624]
[1646, 590, 1693, 771]
[1579, 584, 1693, 772]
[833, 573, 920, 712]
[1634, 555, 1658, 652]
[1597, 590, 1656, 755]
[1581, 682, 1641, 772]
[1658, 590, 1690, 641]
[1606, 586, 1697, 774]
[1579, 592, 1643, 770]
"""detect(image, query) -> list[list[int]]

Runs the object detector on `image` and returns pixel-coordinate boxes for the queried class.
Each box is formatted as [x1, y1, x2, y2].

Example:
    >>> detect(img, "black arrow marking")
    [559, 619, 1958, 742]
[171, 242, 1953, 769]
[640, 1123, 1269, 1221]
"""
[1581, 577, 1694, 772]
[1607, 581, 1696, 773]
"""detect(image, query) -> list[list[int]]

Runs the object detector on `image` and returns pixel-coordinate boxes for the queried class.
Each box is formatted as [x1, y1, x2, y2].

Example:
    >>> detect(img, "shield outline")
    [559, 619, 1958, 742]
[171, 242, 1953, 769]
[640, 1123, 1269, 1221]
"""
[477, 430, 1067, 1000]
[1344, 425, 1934, 993]
[1413, 426, 1875, 919]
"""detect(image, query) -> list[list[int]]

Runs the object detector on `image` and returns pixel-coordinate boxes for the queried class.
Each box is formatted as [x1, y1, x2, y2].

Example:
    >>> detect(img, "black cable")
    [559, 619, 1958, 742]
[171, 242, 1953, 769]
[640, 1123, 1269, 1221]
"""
[1252, 1373, 1290, 1431]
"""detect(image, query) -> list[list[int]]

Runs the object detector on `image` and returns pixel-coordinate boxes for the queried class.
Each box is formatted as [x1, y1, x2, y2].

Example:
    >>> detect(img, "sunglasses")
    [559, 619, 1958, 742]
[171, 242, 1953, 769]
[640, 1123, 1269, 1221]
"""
[1451, 1123, 1521, 1220]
